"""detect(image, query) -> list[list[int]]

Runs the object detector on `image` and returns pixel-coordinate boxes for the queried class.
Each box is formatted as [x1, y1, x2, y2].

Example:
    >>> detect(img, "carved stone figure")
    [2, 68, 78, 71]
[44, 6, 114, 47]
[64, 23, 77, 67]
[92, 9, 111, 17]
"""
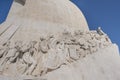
[22, 41, 37, 75]
[97, 27, 105, 35]
[68, 45, 79, 60]
[40, 37, 62, 76]
[0, 29, 113, 77]
[38, 37, 49, 53]
[0, 41, 10, 58]
[0, 41, 22, 73]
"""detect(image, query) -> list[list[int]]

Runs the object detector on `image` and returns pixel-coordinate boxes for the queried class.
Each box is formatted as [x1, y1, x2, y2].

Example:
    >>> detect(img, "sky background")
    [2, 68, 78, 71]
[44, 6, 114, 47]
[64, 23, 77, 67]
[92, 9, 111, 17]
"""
[0, 0, 120, 49]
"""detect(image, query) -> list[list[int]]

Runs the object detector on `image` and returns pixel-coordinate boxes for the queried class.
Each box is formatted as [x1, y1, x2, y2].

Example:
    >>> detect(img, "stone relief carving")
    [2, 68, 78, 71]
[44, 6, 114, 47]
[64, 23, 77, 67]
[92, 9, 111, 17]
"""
[0, 29, 112, 76]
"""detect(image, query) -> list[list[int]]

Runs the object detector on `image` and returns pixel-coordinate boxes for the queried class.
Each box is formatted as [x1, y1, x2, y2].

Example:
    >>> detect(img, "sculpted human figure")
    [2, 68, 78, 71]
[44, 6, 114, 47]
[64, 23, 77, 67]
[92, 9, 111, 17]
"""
[9, 41, 23, 62]
[47, 40, 64, 68]
[62, 30, 74, 43]
[39, 35, 70, 76]
[38, 37, 49, 53]
[97, 29, 111, 45]
[32, 37, 48, 76]
[97, 27, 105, 35]
[56, 41, 66, 63]
[22, 41, 37, 75]
[0, 45, 3, 58]
[29, 41, 37, 59]
[0, 29, 113, 76]
[0, 45, 7, 58]
[0, 41, 10, 63]
[66, 36, 80, 61]
[0, 41, 10, 58]
[33, 35, 57, 76]
[64, 41, 76, 63]
[0, 41, 11, 73]
[0, 41, 22, 73]
[68, 45, 79, 61]
[74, 30, 84, 36]
[38, 36, 57, 76]
[92, 30, 111, 48]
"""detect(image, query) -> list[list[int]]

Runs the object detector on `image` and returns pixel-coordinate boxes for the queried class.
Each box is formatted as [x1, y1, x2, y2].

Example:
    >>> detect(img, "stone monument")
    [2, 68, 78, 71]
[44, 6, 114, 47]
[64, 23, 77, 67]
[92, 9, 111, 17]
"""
[0, 0, 120, 80]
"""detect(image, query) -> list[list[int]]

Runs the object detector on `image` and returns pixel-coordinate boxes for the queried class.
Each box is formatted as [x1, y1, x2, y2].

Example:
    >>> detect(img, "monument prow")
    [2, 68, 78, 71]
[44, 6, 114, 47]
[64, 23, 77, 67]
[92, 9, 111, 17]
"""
[0, 0, 120, 80]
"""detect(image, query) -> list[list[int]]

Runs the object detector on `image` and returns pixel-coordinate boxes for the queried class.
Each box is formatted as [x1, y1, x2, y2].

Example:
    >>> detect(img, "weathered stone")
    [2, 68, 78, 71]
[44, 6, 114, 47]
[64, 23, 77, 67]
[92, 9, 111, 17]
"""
[0, 0, 120, 80]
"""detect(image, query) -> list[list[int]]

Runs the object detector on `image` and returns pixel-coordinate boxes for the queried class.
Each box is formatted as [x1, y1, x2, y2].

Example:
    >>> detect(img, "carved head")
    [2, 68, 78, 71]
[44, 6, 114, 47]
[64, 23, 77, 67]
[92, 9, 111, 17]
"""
[15, 41, 22, 49]
[29, 41, 37, 48]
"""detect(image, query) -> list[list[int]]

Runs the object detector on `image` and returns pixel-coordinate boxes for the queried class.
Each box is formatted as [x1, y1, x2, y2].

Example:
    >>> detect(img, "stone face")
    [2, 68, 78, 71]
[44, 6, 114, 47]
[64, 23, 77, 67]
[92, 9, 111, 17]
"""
[0, 0, 120, 80]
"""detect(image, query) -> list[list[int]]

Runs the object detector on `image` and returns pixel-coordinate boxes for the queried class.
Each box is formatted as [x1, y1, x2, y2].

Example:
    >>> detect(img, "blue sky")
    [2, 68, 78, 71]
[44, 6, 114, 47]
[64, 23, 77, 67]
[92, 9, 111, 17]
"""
[0, 0, 120, 48]
[0, 0, 13, 23]
[72, 0, 120, 49]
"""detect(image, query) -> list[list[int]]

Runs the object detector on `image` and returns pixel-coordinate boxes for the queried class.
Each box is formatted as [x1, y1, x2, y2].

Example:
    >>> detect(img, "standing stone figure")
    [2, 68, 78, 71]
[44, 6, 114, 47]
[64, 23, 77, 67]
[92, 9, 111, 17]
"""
[22, 41, 37, 75]
[97, 27, 105, 35]
[0, 41, 22, 73]
[0, 41, 10, 58]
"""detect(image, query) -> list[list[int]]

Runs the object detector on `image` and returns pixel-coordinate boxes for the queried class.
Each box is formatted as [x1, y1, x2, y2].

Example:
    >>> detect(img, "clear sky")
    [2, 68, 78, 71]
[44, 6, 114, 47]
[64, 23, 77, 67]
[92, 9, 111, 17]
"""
[0, 0, 120, 48]
[72, 0, 120, 49]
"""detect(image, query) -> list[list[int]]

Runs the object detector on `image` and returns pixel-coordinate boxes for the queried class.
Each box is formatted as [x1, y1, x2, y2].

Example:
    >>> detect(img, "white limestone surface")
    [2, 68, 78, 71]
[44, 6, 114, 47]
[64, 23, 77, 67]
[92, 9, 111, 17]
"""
[44, 44, 120, 80]
[0, 0, 120, 80]
[0, 44, 120, 80]
[7, 0, 89, 32]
